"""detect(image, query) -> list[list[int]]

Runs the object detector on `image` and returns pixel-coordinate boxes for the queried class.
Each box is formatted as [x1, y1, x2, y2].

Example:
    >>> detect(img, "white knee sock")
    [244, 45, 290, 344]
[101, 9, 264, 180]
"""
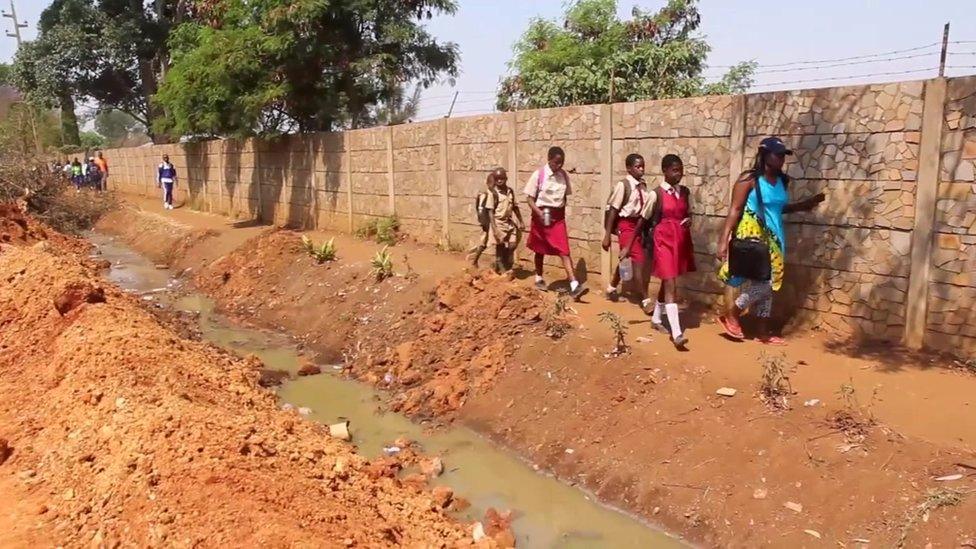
[665, 303, 682, 338]
[652, 302, 664, 324]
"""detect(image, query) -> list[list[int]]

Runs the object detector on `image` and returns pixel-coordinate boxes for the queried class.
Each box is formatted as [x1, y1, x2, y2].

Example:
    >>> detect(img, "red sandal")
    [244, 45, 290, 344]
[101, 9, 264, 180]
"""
[756, 336, 787, 346]
[718, 315, 744, 340]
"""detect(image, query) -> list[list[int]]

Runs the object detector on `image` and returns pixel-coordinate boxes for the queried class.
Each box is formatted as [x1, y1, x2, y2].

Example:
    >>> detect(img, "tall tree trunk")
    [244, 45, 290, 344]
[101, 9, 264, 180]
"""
[139, 59, 169, 144]
[58, 91, 80, 147]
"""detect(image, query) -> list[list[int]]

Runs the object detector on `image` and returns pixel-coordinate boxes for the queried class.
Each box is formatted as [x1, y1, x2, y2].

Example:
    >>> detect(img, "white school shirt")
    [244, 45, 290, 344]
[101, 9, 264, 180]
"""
[523, 164, 571, 208]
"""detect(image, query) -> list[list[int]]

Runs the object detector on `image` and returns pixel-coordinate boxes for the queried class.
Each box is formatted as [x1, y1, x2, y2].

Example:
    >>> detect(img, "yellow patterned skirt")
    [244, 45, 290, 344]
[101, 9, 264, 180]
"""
[718, 209, 784, 291]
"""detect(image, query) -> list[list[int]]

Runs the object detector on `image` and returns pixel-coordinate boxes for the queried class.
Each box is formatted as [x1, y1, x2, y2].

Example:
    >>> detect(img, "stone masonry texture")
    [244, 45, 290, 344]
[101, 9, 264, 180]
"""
[100, 76, 975, 354]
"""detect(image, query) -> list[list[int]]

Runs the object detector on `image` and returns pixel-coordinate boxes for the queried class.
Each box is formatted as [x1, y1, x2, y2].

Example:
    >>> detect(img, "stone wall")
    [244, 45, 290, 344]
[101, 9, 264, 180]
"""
[101, 75, 976, 354]
[929, 75, 976, 349]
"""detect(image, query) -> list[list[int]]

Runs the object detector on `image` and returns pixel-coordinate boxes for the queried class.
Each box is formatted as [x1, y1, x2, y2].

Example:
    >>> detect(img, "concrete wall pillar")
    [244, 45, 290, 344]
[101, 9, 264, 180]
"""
[599, 104, 613, 288]
[345, 141, 354, 233]
[904, 78, 948, 349]
[439, 118, 450, 241]
[386, 126, 396, 215]
[723, 94, 749, 310]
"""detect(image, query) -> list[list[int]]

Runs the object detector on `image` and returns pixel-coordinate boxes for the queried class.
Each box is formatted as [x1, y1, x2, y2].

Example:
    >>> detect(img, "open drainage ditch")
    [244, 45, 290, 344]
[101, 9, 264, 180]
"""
[88, 231, 684, 548]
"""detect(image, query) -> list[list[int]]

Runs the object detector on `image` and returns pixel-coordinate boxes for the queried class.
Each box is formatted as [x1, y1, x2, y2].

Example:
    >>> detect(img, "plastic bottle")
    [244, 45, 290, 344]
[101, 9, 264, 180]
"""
[618, 257, 633, 282]
[542, 207, 552, 227]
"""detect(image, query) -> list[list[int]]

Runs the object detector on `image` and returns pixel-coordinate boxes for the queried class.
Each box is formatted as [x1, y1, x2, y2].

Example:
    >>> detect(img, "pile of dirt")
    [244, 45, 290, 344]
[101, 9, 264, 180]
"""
[349, 271, 548, 419]
[0, 202, 89, 255]
[0, 234, 472, 545]
[95, 207, 213, 266]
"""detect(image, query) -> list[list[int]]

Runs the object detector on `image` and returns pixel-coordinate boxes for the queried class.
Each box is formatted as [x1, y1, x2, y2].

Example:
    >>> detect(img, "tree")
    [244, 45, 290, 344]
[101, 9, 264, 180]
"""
[94, 109, 146, 146]
[372, 85, 423, 126]
[496, 0, 756, 111]
[155, 0, 459, 137]
[79, 130, 107, 149]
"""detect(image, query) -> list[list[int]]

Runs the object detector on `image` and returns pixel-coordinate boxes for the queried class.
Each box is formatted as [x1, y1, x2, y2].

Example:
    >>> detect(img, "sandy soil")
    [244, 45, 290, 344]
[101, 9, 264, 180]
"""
[0, 204, 478, 547]
[97, 197, 976, 547]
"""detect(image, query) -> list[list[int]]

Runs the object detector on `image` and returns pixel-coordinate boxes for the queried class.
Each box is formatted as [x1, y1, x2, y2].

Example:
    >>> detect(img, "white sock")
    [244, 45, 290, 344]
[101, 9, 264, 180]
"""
[652, 302, 664, 324]
[535, 275, 544, 283]
[665, 303, 682, 339]
[606, 285, 617, 294]
[570, 280, 580, 292]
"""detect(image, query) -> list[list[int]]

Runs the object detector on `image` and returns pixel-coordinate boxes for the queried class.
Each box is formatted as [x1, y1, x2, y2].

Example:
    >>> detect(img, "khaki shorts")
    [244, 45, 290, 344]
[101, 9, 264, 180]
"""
[490, 227, 522, 248]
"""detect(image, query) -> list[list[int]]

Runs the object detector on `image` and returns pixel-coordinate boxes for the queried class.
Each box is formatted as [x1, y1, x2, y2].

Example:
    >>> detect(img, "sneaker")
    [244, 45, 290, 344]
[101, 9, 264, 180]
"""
[569, 283, 587, 300]
[534, 279, 547, 291]
[606, 288, 619, 302]
[672, 333, 689, 349]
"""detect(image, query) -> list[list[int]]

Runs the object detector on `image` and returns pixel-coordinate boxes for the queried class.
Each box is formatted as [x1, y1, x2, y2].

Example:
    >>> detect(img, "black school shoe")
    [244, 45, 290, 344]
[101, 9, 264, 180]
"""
[672, 333, 689, 349]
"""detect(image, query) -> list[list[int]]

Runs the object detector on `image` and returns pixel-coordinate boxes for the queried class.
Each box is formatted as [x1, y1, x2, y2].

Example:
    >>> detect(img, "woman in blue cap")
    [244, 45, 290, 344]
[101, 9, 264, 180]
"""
[716, 137, 825, 345]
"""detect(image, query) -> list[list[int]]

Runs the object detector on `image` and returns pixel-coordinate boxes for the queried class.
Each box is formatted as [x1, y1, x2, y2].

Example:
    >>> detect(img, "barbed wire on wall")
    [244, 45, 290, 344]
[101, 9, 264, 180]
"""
[413, 38, 976, 122]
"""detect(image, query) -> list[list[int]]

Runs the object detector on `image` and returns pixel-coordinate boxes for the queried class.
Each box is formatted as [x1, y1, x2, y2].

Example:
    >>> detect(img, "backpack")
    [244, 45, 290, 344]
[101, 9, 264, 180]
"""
[477, 187, 516, 230]
[603, 179, 633, 235]
[476, 191, 491, 230]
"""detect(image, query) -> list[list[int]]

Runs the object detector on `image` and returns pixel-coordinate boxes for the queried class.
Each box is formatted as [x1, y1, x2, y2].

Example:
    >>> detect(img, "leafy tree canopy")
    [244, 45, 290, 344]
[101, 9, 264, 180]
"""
[497, 0, 756, 111]
[94, 109, 146, 146]
[155, 0, 459, 137]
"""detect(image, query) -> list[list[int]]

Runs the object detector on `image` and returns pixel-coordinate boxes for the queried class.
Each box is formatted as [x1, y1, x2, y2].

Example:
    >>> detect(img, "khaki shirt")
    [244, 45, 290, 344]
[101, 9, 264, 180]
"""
[608, 175, 654, 218]
[523, 165, 571, 208]
[485, 186, 518, 232]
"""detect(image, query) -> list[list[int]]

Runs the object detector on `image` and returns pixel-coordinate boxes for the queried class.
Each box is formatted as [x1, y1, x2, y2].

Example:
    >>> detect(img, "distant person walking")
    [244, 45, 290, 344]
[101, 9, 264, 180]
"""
[157, 154, 178, 210]
[524, 146, 585, 299]
[485, 167, 525, 273]
[93, 152, 109, 191]
[717, 137, 825, 345]
[85, 157, 103, 191]
[70, 158, 84, 191]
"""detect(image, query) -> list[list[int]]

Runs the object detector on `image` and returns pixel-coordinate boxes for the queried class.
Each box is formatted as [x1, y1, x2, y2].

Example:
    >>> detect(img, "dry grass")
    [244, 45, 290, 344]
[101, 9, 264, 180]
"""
[757, 352, 793, 410]
[1, 159, 117, 234]
[896, 488, 966, 548]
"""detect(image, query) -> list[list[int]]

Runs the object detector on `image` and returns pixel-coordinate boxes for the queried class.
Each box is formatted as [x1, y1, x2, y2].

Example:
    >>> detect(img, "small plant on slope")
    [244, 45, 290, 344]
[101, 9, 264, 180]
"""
[371, 246, 394, 281]
[897, 488, 965, 548]
[301, 235, 337, 263]
[375, 215, 400, 245]
[544, 294, 572, 339]
[598, 311, 628, 357]
[827, 377, 879, 444]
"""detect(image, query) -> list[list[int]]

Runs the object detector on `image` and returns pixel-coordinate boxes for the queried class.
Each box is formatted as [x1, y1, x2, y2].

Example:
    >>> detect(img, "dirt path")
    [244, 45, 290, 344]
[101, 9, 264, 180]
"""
[0, 206, 473, 547]
[98, 196, 976, 547]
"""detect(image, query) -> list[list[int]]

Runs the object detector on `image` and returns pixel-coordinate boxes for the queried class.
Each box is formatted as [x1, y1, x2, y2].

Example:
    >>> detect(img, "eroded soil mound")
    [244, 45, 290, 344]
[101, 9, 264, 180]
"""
[0, 234, 469, 546]
[350, 271, 548, 419]
[0, 202, 89, 255]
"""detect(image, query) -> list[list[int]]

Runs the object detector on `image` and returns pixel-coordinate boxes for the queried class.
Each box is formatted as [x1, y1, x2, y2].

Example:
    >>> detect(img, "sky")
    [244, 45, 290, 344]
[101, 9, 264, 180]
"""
[2, 0, 974, 122]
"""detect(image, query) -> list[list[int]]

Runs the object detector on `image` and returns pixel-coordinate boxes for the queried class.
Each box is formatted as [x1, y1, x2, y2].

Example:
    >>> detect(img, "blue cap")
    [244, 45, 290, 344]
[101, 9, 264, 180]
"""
[759, 136, 793, 155]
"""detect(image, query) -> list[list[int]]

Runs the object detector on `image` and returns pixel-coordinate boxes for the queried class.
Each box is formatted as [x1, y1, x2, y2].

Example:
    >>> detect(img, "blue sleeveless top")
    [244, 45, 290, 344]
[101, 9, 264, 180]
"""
[745, 175, 788, 251]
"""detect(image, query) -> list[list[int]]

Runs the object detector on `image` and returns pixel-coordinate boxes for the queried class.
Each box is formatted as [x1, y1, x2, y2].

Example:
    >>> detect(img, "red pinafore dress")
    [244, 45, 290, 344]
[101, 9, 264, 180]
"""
[652, 187, 696, 280]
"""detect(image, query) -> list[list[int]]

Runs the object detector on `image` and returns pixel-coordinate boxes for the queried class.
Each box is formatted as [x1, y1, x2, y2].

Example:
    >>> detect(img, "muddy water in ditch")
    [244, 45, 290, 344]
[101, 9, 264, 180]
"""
[90, 232, 684, 548]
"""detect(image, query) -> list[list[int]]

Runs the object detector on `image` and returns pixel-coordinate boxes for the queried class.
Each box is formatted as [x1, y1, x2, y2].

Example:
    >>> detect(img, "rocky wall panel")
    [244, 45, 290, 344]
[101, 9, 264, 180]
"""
[347, 127, 387, 151]
[315, 189, 347, 213]
[746, 81, 925, 136]
[393, 144, 439, 172]
[516, 140, 601, 175]
[349, 149, 388, 173]
[315, 170, 346, 195]
[937, 77, 976, 235]
[392, 121, 440, 149]
[930, 233, 976, 287]
[448, 114, 512, 144]
[349, 172, 389, 195]
[516, 105, 602, 141]
[927, 282, 976, 341]
[612, 95, 733, 139]
[448, 142, 510, 172]
[745, 132, 920, 182]
[351, 193, 392, 218]
[398, 217, 442, 244]
[393, 194, 442, 222]
[307, 131, 346, 153]
[394, 171, 440, 197]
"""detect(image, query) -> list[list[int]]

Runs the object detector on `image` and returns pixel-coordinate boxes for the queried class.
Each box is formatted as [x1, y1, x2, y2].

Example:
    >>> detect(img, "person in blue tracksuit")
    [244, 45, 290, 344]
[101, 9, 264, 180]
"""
[157, 155, 178, 210]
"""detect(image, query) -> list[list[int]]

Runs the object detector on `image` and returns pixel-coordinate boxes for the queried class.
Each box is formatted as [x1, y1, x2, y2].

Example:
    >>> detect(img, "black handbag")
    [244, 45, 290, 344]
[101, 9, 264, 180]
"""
[728, 178, 772, 281]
